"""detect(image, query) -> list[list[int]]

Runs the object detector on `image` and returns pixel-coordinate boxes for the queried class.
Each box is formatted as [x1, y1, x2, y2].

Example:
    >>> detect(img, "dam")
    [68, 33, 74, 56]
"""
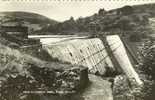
[28, 34, 143, 86]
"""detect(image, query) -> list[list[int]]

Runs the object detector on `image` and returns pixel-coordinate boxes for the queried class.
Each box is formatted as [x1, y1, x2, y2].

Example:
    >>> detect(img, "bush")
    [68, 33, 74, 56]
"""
[129, 33, 141, 42]
[140, 40, 155, 100]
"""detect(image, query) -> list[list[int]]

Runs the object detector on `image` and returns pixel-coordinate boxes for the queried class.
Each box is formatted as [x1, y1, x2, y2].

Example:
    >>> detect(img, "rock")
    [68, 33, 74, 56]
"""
[113, 75, 135, 100]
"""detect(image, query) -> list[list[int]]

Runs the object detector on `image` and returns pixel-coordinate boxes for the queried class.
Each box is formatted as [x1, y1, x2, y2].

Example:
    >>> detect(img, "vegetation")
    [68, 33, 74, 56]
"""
[1, 3, 155, 100]
[0, 40, 89, 100]
[1, 3, 155, 37]
[39, 4, 155, 40]
[0, 11, 58, 35]
[136, 39, 155, 100]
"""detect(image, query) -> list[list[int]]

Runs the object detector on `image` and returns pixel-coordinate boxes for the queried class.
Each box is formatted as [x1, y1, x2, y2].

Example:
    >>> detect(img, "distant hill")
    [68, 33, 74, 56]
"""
[44, 3, 155, 36]
[1, 3, 155, 36]
[0, 11, 58, 35]
[133, 3, 155, 17]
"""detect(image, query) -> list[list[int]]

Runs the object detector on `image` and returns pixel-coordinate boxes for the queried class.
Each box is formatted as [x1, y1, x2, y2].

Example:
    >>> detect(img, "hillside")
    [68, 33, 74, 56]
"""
[0, 38, 89, 100]
[44, 3, 155, 37]
[1, 3, 155, 36]
[133, 3, 155, 17]
[0, 11, 58, 35]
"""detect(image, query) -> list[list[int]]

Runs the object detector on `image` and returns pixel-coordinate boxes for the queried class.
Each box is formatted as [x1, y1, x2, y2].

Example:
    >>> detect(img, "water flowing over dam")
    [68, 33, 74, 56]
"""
[29, 35, 143, 86]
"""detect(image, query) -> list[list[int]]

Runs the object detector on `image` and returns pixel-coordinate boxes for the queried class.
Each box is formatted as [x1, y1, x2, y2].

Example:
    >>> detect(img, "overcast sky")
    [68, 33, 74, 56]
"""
[0, 0, 155, 22]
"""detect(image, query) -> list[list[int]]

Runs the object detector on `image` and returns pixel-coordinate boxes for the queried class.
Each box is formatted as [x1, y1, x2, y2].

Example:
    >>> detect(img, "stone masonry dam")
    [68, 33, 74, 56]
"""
[28, 35, 143, 86]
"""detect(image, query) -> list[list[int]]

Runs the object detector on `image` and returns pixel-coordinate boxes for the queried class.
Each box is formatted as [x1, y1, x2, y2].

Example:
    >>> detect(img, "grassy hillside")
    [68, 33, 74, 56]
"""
[0, 11, 57, 23]
[0, 11, 58, 35]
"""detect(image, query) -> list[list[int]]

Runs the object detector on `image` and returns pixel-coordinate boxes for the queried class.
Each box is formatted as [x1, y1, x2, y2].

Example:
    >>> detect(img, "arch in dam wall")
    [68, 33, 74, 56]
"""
[31, 35, 143, 86]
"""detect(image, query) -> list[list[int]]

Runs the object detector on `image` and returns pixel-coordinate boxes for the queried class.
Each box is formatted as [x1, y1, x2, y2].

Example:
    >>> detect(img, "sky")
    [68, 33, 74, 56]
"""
[0, 0, 155, 22]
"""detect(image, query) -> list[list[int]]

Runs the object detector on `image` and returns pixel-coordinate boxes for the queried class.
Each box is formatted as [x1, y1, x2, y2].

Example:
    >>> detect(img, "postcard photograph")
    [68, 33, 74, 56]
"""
[0, 0, 155, 100]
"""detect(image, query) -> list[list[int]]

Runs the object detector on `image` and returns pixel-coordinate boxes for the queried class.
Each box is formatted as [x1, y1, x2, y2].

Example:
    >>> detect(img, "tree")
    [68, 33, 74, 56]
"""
[98, 8, 106, 16]
[117, 16, 133, 31]
[129, 32, 141, 42]
[141, 40, 155, 100]
[118, 6, 134, 15]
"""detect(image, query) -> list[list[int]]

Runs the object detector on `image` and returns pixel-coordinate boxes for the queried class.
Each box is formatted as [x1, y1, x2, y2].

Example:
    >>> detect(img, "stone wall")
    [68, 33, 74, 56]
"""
[43, 38, 115, 75]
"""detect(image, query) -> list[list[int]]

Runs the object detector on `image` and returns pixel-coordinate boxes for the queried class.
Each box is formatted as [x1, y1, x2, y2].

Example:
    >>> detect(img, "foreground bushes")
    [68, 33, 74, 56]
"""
[0, 43, 89, 100]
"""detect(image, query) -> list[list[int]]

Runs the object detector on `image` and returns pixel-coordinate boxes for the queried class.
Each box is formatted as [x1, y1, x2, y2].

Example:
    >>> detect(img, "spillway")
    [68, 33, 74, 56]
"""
[106, 35, 143, 85]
